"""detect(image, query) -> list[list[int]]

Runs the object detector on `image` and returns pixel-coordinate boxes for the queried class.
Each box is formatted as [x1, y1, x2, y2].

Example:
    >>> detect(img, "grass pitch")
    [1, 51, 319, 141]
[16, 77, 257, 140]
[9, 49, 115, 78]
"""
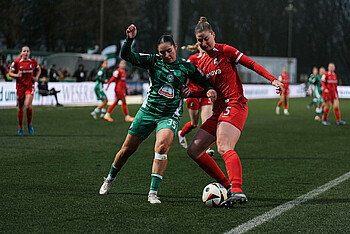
[0, 98, 349, 233]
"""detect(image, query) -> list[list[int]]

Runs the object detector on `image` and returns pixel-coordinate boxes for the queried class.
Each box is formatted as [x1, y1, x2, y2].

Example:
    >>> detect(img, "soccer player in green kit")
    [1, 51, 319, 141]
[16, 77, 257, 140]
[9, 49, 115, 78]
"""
[307, 67, 324, 121]
[99, 24, 217, 204]
[91, 60, 109, 119]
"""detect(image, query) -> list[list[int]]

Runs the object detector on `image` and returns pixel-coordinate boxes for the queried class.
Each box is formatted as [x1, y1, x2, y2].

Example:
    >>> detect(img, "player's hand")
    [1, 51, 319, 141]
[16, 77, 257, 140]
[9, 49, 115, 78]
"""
[324, 89, 329, 93]
[33, 76, 39, 82]
[181, 85, 191, 98]
[272, 79, 283, 95]
[207, 89, 217, 102]
[18, 71, 23, 78]
[126, 24, 137, 39]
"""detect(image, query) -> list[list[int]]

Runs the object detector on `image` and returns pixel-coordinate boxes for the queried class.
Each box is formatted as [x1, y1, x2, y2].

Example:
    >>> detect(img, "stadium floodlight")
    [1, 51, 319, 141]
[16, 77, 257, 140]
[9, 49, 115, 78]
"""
[285, 0, 297, 81]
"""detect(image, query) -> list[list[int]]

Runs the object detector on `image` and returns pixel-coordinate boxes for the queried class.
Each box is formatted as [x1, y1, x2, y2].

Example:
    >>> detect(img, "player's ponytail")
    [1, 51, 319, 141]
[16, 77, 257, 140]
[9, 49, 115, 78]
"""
[181, 43, 199, 52]
[195, 16, 213, 34]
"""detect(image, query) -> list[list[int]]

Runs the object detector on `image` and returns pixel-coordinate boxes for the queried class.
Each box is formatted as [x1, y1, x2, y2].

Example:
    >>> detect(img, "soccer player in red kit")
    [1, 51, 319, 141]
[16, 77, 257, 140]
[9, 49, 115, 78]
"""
[321, 63, 346, 125]
[104, 60, 134, 122]
[178, 44, 213, 156]
[186, 17, 283, 207]
[275, 67, 290, 115]
[9, 46, 41, 135]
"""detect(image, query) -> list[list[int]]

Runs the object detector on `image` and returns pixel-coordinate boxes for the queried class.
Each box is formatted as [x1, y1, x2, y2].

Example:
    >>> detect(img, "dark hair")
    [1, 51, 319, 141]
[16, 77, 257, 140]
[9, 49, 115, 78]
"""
[195, 17, 213, 34]
[157, 34, 175, 47]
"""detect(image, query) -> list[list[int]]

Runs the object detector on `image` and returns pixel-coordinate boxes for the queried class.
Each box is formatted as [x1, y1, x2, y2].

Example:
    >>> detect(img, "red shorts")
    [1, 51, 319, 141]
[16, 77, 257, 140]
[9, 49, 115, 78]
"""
[201, 102, 248, 136]
[186, 97, 212, 110]
[282, 88, 289, 95]
[115, 91, 126, 99]
[17, 85, 35, 101]
[322, 92, 337, 102]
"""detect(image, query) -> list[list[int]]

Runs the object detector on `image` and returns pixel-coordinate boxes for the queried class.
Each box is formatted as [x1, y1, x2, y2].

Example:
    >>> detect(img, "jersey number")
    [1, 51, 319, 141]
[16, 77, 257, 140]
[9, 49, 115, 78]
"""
[167, 119, 177, 130]
[223, 106, 231, 115]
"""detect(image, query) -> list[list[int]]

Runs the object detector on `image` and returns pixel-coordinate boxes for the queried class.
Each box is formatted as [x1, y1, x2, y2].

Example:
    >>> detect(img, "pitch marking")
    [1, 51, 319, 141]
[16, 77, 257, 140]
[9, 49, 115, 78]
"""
[224, 171, 350, 234]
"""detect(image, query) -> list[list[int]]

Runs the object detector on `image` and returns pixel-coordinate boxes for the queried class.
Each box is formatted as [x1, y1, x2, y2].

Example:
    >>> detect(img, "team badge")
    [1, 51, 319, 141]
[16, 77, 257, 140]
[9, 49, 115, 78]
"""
[158, 84, 174, 98]
[167, 74, 174, 82]
[30, 64, 32, 68]
[214, 58, 218, 65]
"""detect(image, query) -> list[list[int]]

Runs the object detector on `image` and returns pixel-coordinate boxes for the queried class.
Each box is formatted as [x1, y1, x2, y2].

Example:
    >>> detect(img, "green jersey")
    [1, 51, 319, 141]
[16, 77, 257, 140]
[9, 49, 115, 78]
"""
[95, 67, 106, 91]
[308, 74, 322, 94]
[121, 37, 213, 118]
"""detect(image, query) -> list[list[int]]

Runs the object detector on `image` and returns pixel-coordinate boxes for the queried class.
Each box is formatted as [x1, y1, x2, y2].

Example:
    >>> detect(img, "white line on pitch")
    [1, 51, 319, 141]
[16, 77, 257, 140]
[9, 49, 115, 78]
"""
[224, 171, 350, 234]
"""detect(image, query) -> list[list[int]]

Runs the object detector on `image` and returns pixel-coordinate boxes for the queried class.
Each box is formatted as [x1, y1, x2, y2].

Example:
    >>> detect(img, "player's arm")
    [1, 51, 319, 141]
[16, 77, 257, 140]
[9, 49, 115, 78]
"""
[106, 75, 116, 90]
[8, 61, 21, 78]
[321, 74, 328, 93]
[34, 64, 41, 82]
[187, 65, 216, 101]
[121, 24, 155, 69]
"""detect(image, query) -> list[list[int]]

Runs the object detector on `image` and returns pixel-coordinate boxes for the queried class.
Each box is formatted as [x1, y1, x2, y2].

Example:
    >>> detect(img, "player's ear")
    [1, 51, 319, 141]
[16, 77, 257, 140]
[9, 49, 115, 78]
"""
[212, 32, 216, 40]
[174, 43, 178, 51]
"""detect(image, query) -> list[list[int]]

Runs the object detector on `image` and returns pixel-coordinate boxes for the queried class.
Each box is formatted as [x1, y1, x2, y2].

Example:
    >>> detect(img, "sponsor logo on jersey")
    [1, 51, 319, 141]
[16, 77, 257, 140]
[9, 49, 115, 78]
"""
[214, 58, 218, 65]
[158, 84, 174, 98]
[206, 69, 221, 79]
[167, 74, 174, 82]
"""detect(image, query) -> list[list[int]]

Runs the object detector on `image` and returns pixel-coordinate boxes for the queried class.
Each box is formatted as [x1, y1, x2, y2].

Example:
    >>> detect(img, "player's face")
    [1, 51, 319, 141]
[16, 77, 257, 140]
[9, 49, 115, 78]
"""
[312, 68, 318, 75]
[283, 67, 288, 74]
[158, 42, 177, 64]
[119, 60, 126, 69]
[319, 68, 325, 76]
[328, 63, 335, 72]
[102, 61, 108, 69]
[21, 47, 30, 60]
[196, 30, 215, 52]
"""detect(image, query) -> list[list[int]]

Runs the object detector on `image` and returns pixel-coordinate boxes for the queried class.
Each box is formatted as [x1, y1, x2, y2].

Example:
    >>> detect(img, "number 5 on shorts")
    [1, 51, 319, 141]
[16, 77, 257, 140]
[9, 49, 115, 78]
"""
[224, 106, 231, 115]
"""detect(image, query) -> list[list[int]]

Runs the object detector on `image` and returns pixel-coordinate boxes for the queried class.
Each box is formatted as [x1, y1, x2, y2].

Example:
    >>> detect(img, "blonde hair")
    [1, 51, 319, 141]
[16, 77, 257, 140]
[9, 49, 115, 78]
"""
[195, 17, 213, 34]
[181, 43, 199, 52]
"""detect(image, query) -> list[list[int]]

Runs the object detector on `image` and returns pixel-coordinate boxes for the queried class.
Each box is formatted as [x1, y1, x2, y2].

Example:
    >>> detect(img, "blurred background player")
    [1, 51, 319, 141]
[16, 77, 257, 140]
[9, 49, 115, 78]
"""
[307, 67, 323, 121]
[91, 60, 109, 119]
[104, 60, 134, 122]
[187, 17, 282, 207]
[99, 24, 216, 204]
[9, 46, 41, 135]
[321, 63, 346, 125]
[275, 67, 289, 115]
[178, 44, 214, 157]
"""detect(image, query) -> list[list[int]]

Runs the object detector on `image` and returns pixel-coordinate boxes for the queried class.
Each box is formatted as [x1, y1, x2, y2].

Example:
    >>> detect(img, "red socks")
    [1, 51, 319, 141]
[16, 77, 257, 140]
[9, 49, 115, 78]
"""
[323, 108, 329, 121]
[334, 107, 340, 122]
[194, 153, 230, 188]
[122, 102, 128, 116]
[107, 102, 117, 114]
[18, 110, 24, 129]
[284, 100, 288, 110]
[222, 150, 242, 193]
[277, 101, 283, 107]
[26, 108, 33, 126]
[180, 121, 196, 137]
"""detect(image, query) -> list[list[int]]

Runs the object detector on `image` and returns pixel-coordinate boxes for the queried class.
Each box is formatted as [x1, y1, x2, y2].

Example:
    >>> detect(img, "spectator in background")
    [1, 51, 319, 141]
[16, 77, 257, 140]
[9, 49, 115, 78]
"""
[49, 64, 59, 82]
[73, 64, 87, 82]
[40, 65, 48, 79]
[0, 49, 11, 81]
[38, 76, 62, 106]
[131, 69, 140, 82]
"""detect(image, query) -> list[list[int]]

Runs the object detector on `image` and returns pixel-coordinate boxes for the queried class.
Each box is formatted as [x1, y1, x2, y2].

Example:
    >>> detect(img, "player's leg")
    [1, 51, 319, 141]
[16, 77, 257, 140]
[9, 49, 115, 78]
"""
[120, 97, 134, 122]
[99, 133, 144, 195]
[187, 116, 231, 188]
[99, 96, 108, 118]
[276, 95, 284, 115]
[178, 98, 199, 148]
[17, 92, 25, 135]
[322, 100, 331, 125]
[148, 128, 174, 204]
[283, 94, 289, 115]
[25, 94, 34, 135]
[333, 99, 346, 125]
[104, 97, 118, 122]
[200, 103, 215, 157]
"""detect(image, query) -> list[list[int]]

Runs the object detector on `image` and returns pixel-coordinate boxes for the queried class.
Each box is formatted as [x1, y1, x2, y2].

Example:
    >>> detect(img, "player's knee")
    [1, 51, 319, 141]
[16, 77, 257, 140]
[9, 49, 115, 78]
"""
[187, 145, 200, 159]
[155, 143, 168, 155]
[217, 143, 235, 156]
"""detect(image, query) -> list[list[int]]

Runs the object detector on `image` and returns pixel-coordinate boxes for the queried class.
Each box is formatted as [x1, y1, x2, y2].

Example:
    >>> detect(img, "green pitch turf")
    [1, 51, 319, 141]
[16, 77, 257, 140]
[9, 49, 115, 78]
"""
[0, 98, 349, 233]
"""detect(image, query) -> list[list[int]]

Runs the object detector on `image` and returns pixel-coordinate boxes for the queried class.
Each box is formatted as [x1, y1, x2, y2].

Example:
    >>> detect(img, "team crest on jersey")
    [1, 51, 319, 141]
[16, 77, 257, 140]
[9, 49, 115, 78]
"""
[214, 58, 218, 65]
[167, 74, 174, 82]
[30, 64, 32, 68]
[158, 84, 174, 98]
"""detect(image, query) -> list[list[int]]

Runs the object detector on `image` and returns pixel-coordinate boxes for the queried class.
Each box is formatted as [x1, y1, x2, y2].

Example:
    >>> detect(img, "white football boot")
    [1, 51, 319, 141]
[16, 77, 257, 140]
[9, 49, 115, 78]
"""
[275, 106, 280, 115]
[99, 177, 114, 195]
[148, 193, 161, 204]
[178, 130, 188, 149]
[91, 111, 97, 119]
[284, 109, 290, 115]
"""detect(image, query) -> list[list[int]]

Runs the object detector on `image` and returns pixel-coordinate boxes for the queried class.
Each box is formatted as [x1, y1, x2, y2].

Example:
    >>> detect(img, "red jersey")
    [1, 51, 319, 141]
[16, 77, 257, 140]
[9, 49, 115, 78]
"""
[278, 73, 289, 91]
[187, 53, 204, 92]
[196, 43, 276, 113]
[10, 58, 39, 89]
[322, 72, 338, 94]
[107, 68, 128, 93]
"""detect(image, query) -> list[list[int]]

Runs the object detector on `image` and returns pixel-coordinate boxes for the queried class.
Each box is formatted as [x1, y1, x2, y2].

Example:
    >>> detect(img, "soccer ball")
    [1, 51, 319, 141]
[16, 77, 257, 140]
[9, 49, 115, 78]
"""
[202, 183, 228, 207]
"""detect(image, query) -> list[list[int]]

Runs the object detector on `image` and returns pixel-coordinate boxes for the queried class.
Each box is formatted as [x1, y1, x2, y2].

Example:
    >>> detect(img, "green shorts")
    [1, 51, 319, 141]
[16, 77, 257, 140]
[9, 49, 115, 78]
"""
[95, 87, 106, 101]
[128, 108, 179, 139]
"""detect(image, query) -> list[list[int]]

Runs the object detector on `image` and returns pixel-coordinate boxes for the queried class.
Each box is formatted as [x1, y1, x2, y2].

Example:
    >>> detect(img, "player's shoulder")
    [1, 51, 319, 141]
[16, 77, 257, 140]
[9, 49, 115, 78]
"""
[29, 57, 38, 63]
[13, 58, 21, 63]
[188, 53, 200, 61]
